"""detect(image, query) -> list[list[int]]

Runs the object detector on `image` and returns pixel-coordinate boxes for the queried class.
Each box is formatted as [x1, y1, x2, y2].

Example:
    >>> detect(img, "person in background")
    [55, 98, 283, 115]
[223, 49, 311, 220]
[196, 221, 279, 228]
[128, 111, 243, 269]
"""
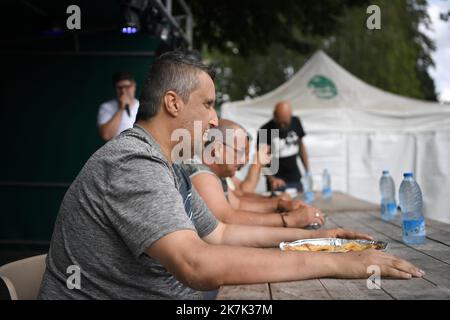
[215, 119, 293, 206]
[217, 119, 276, 197]
[182, 123, 325, 228]
[258, 101, 309, 192]
[97, 71, 139, 141]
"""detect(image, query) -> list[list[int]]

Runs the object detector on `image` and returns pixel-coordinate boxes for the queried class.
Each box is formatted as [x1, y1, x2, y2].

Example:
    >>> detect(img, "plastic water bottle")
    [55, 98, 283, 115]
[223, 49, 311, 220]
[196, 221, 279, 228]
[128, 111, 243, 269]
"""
[399, 172, 426, 244]
[302, 172, 315, 204]
[379, 170, 397, 221]
[322, 169, 332, 200]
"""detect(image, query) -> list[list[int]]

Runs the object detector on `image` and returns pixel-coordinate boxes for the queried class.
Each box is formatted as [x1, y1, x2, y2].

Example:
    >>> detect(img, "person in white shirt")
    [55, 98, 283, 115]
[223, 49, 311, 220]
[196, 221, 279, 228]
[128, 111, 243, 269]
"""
[97, 71, 140, 141]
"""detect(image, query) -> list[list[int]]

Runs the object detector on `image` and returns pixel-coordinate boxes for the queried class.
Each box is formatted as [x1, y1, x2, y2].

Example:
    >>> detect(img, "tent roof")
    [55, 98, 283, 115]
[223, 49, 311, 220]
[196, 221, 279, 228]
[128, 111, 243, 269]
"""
[221, 51, 450, 132]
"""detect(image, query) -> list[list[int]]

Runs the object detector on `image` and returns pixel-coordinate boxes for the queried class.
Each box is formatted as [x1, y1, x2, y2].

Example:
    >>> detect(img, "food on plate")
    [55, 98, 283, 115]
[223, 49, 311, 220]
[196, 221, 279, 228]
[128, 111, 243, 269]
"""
[280, 238, 388, 253]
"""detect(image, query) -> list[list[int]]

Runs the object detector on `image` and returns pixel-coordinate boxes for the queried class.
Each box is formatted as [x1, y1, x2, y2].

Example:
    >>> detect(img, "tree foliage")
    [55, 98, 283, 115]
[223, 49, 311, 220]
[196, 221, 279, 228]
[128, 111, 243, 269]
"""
[326, 0, 437, 100]
[190, 0, 439, 104]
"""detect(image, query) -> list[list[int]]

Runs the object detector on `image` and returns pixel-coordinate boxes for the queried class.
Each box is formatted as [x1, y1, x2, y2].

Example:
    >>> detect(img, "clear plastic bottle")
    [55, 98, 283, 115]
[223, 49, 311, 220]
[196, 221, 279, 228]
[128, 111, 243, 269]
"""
[322, 169, 332, 200]
[399, 172, 426, 244]
[302, 171, 315, 204]
[379, 170, 397, 221]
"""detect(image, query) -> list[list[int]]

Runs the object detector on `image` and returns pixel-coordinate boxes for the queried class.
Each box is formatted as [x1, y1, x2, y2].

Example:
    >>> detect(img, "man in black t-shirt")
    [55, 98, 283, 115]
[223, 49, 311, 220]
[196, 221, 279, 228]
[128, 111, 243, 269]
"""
[257, 101, 310, 192]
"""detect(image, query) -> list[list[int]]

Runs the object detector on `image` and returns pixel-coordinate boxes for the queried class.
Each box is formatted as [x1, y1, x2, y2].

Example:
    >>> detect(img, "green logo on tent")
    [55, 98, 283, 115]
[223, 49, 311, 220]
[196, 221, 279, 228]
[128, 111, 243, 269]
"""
[308, 75, 337, 99]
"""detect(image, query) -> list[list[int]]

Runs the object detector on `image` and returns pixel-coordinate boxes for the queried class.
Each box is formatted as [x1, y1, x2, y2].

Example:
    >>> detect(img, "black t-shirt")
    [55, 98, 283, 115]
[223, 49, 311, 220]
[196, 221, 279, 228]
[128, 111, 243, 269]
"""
[257, 116, 306, 182]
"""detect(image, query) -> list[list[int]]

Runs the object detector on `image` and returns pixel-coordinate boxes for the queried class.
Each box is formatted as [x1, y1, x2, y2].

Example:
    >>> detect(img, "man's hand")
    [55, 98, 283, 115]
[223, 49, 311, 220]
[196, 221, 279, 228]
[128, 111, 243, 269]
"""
[118, 93, 133, 110]
[333, 249, 425, 279]
[313, 228, 373, 240]
[278, 192, 292, 201]
[256, 144, 272, 166]
[278, 199, 304, 212]
[284, 205, 325, 228]
[269, 176, 286, 190]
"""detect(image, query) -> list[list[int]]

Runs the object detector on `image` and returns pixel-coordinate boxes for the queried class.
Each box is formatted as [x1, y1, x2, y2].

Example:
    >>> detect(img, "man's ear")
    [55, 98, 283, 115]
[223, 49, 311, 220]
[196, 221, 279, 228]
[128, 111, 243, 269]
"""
[163, 90, 183, 117]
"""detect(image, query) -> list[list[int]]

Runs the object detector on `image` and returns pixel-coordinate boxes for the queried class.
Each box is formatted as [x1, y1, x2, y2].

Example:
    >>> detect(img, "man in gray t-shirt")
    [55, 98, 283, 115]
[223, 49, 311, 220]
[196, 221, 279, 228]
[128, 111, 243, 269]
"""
[38, 51, 423, 300]
[39, 125, 217, 299]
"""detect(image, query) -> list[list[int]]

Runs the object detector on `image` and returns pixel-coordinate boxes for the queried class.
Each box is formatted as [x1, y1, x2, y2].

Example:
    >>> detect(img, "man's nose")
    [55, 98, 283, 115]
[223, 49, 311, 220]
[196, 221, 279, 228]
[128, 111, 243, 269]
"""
[209, 108, 219, 128]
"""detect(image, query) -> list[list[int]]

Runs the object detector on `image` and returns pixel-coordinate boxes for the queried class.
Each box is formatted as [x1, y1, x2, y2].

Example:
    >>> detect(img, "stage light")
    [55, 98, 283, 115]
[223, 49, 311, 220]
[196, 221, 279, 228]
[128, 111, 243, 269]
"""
[120, 0, 149, 34]
[121, 26, 138, 34]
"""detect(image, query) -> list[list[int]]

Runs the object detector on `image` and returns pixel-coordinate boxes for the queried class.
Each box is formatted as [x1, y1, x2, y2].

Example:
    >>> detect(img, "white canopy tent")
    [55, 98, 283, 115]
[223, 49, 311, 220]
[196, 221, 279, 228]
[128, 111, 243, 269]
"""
[221, 50, 450, 223]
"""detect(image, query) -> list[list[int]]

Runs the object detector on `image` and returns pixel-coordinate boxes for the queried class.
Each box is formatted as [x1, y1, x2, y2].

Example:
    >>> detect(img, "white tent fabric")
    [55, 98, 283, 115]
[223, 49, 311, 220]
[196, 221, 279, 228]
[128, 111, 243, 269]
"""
[221, 50, 450, 223]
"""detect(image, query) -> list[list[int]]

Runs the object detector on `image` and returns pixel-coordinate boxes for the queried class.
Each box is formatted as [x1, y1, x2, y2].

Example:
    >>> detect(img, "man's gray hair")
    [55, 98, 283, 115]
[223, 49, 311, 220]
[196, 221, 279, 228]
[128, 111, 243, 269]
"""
[136, 51, 215, 121]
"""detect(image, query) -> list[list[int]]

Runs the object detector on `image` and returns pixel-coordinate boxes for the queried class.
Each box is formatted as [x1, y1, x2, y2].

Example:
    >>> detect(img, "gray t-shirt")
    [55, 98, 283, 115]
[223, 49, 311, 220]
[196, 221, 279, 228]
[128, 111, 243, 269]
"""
[181, 161, 229, 200]
[38, 125, 219, 300]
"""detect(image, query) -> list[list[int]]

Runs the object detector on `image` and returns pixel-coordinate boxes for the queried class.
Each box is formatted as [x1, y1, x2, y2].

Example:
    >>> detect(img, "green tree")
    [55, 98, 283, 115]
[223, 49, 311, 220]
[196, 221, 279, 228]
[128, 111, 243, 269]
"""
[326, 0, 437, 101]
[190, 0, 438, 104]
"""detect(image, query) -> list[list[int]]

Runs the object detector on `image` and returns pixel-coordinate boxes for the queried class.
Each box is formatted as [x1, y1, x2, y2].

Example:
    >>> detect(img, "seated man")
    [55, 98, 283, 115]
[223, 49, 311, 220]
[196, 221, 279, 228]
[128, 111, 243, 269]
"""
[39, 51, 423, 300]
[182, 123, 323, 228]
[218, 119, 274, 197]
[202, 119, 303, 215]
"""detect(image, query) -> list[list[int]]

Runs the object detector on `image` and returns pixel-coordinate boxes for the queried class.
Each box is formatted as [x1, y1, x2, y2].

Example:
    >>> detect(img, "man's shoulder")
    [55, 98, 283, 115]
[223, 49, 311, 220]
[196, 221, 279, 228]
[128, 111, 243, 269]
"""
[180, 160, 215, 178]
[99, 99, 118, 110]
[292, 116, 302, 124]
[291, 116, 305, 135]
[94, 127, 168, 171]
[259, 119, 275, 130]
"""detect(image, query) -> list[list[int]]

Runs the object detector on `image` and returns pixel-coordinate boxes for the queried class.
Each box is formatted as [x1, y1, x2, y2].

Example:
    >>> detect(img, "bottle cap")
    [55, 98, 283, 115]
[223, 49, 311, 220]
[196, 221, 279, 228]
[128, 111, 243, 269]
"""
[403, 172, 413, 178]
[382, 170, 389, 175]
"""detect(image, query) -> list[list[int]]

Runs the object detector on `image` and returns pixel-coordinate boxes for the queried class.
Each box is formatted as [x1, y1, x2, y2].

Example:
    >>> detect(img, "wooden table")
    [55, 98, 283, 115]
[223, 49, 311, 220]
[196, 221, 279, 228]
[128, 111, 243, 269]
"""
[217, 193, 450, 300]
[307, 191, 379, 213]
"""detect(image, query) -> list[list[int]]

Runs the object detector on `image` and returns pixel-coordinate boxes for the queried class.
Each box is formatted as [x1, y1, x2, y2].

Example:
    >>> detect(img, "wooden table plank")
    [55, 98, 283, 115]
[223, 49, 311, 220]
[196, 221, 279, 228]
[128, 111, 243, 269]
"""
[339, 212, 450, 264]
[216, 283, 271, 300]
[425, 218, 450, 232]
[312, 213, 436, 300]
[317, 278, 393, 300]
[298, 191, 379, 214]
[328, 212, 450, 298]
[270, 280, 331, 300]
[366, 211, 450, 247]
[217, 194, 450, 300]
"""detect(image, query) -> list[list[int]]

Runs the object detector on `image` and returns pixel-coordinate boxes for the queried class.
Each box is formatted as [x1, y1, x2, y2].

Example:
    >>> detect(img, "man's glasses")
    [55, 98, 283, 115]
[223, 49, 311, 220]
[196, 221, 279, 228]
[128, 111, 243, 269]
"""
[222, 142, 247, 159]
[116, 84, 134, 90]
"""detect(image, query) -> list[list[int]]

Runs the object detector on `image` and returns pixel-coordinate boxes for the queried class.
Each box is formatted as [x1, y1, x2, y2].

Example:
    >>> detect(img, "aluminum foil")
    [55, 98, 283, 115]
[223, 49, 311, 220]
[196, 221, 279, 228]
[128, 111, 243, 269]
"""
[279, 238, 388, 252]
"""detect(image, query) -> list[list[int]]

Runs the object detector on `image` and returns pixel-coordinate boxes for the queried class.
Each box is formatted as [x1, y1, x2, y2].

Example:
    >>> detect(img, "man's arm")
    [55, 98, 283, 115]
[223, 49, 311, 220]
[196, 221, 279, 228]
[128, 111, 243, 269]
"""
[192, 173, 324, 228]
[203, 221, 372, 248]
[299, 140, 309, 172]
[191, 173, 286, 227]
[98, 94, 133, 141]
[99, 108, 125, 141]
[147, 229, 423, 291]
[230, 189, 278, 213]
[227, 188, 277, 213]
[238, 163, 263, 193]
[238, 143, 272, 193]
[235, 194, 308, 214]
